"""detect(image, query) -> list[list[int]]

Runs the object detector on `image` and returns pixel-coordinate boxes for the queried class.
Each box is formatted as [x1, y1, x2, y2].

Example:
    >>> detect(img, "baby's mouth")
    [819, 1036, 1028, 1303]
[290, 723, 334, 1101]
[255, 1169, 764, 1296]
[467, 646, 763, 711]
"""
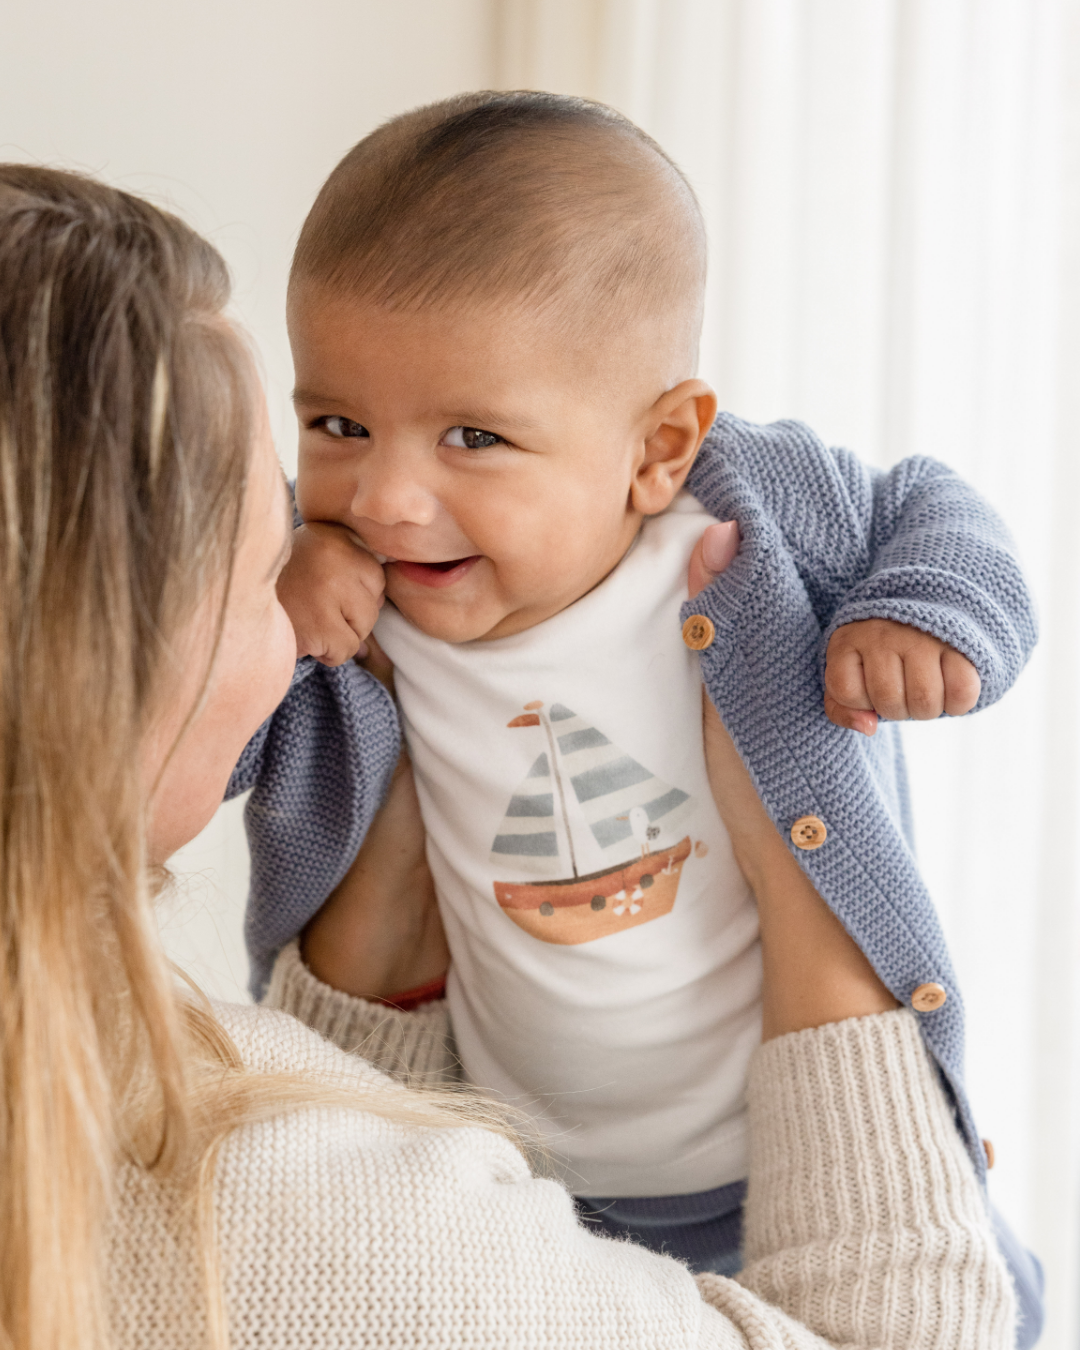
[390, 555, 482, 589]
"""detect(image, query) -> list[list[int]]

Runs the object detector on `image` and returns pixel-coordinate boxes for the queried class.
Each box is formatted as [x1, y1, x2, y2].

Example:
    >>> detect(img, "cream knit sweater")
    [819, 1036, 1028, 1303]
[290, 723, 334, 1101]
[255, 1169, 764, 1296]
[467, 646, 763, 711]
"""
[108, 941, 1016, 1348]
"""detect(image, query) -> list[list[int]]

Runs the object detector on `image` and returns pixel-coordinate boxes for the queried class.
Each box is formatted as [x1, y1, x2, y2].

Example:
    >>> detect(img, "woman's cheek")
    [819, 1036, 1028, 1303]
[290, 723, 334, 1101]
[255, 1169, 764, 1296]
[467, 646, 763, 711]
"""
[246, 599, 296, 728]
[217, 599, 295, 755]
[268, 601, 297, 705]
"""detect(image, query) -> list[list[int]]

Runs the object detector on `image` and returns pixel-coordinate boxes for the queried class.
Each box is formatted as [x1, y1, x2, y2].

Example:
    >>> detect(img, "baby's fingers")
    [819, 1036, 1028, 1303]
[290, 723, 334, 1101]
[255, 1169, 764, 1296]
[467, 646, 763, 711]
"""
[823, 691, 879, 737]
[301, 617, 367, 667]
[824, 644, 876, 712]
[825, 619, 978, 729]
[823, 646, 879, 736]
[340, 582, 386, 653]
[862, 649, 917, 721]
[942, 647, 981, 715]
[897, 649, 947, 720]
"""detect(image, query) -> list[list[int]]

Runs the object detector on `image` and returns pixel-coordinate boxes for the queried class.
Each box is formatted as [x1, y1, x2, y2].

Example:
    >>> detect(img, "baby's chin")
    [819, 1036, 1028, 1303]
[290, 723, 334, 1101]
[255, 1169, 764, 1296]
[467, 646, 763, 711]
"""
[385, 570, 526, 644]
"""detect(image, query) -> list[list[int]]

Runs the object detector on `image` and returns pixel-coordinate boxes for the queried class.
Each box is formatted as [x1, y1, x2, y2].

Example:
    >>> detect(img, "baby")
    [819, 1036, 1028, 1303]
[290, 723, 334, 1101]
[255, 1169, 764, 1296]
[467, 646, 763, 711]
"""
[233, 93, 1038, 1289]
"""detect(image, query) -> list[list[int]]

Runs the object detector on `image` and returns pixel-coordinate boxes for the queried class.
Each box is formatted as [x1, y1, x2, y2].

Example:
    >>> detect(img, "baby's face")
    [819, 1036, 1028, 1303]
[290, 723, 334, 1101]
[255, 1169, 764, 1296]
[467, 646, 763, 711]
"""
[290, 290, 669, 643]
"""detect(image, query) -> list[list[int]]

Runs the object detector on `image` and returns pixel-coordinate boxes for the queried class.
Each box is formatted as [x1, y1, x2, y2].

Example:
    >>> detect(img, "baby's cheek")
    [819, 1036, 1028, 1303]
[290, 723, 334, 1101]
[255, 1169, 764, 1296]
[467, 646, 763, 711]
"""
[292, 478, 320, 523]
[293, 459, 346, 523]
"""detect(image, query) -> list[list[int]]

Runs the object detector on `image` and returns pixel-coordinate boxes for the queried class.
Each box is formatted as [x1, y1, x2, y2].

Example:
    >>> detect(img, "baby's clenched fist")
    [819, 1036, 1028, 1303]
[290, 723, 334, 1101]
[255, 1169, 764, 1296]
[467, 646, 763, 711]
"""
[277, 522, 386, 666]
[824, 618, 981, 736]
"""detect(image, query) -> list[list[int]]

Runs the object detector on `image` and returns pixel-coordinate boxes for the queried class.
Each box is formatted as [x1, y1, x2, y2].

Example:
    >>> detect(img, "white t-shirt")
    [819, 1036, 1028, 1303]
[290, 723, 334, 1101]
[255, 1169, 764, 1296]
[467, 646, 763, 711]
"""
[375, 493, 762, 1196]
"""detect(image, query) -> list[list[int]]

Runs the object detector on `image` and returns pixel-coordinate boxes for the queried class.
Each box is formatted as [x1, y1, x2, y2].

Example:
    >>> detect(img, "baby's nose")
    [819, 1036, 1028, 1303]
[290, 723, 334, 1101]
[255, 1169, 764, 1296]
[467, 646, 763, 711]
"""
[350, 464, 439, 529]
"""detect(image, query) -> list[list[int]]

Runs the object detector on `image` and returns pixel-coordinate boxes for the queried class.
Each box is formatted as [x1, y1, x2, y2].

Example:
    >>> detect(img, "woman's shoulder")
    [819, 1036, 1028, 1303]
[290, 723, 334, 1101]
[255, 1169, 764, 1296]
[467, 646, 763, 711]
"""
[109, 1005, 547, 1349]
[210, 997, 395, 1086]
[206, 999, 532, 1203]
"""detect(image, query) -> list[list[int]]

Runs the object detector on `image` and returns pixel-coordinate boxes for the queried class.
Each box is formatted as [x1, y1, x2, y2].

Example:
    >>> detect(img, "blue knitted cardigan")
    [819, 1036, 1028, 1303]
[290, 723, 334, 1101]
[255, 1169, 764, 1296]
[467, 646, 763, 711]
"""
[227, 412, 1037, 1180]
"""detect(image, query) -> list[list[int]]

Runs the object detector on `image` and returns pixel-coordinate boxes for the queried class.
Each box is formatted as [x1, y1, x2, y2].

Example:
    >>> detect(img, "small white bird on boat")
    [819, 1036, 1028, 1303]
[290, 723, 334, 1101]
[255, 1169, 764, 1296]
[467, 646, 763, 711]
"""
[628, 806, 650, 847]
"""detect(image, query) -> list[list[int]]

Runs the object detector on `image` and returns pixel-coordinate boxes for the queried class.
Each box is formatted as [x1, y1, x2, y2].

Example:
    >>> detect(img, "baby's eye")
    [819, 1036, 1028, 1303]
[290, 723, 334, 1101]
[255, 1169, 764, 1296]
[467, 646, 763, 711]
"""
[319, 416, 369, 439]
[443, 426, 503, 450]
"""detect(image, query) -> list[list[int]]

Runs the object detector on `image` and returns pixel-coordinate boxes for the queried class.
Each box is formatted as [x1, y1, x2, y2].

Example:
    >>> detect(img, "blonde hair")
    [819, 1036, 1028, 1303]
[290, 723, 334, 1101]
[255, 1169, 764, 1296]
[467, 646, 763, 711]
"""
[290, 91, 706, 350]
[0, 166, 506, 1350]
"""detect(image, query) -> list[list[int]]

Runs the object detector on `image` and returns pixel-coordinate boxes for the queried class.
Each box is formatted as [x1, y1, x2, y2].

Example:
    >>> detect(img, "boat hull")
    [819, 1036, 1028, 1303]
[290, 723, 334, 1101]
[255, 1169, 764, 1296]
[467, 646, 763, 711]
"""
[493, 836, 692, 945]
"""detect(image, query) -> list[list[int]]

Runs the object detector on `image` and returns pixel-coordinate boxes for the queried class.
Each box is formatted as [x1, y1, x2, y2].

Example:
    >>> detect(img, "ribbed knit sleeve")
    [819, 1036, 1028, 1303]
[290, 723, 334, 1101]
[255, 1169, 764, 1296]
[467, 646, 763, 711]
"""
[698, 1008, 1016, 1349]
[264, 939, 459, 1087]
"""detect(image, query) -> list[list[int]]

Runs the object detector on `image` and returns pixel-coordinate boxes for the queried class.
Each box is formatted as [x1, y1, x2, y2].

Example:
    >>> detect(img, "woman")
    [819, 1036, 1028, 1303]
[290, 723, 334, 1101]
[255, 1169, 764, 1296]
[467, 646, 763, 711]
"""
[0, 165, 1014, 1350]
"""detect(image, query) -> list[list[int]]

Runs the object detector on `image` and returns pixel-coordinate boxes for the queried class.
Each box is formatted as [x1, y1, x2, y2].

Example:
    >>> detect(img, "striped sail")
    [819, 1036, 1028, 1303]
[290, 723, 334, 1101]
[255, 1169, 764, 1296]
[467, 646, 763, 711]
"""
[490, 703, 693, 878]
[489, 750, 564, 879]
[549, 704, 693, 856]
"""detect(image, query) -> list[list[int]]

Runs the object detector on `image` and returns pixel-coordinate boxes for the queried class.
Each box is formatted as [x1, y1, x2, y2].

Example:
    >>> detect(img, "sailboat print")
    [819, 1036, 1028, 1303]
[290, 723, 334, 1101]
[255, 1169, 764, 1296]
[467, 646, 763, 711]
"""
[490, 701, 694, 945]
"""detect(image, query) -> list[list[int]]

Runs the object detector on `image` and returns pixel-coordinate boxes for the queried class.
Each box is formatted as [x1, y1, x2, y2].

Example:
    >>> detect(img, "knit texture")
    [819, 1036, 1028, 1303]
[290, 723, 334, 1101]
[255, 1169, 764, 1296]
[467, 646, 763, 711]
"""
[98, 968, 1012, 1349]
[229, 654, 401, 994]
[266, 938, 460, 1087]
[736, 1012, 1017, 1349]
[228, 413, 1038, 1181]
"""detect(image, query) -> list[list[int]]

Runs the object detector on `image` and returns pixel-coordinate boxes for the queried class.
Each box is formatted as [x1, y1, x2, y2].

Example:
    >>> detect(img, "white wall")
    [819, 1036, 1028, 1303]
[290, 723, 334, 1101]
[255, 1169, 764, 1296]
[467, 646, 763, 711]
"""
[1, 0, 497, 1002]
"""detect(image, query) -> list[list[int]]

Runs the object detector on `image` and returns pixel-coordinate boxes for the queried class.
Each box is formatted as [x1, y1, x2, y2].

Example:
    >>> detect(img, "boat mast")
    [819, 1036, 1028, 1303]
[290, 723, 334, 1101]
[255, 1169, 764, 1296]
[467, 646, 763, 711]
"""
[540, 709, 579, 878]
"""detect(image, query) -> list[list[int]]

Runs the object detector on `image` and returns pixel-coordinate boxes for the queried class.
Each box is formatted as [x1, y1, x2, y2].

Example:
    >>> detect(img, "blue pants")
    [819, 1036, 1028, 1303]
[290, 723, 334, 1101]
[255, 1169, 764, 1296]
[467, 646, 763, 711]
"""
[576, 1181, 748, 1280]
[576, 1185, 1045, 1347]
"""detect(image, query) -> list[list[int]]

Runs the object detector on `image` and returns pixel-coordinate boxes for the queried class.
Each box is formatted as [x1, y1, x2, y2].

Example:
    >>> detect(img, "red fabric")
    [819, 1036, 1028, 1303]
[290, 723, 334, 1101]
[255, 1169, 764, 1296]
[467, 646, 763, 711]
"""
[374, 975, 447, 1012]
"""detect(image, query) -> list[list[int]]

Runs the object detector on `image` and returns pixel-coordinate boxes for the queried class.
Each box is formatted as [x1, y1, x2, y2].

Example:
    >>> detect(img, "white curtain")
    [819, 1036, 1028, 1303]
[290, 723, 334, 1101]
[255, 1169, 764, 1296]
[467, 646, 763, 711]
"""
[498, 2, 1080, 1344]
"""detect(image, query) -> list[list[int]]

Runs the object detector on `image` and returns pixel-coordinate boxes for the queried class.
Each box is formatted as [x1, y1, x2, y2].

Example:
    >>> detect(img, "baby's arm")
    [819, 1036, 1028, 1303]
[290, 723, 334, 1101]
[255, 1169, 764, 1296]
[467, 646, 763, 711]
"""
[301, 744, 451, 1003]
[690, 521, 982, 736]
[687, 419, 1037, 726]
[277, 521, 386, 665]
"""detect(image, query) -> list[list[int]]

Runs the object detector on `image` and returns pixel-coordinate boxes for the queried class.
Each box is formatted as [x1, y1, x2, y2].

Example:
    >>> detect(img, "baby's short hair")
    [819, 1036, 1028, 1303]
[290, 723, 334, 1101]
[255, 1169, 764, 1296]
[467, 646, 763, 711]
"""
[291, 91, 706, 351]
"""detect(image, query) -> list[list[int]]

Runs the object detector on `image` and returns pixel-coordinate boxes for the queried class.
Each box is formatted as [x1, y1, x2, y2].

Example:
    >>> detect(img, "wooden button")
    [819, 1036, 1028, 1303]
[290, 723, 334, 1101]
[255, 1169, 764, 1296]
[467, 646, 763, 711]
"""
[911, 982, 948, 1012]
[983, 1138, 995, 1170]
[790, 815, 827, 850]
[682, 615, 715, 650]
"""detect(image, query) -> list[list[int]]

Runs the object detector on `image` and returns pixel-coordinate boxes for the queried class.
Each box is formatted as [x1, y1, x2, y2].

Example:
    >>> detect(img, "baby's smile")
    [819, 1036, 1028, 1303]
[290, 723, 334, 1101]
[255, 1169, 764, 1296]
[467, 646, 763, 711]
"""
[288, 288, 707, 644]
[389, 555, 483, 589]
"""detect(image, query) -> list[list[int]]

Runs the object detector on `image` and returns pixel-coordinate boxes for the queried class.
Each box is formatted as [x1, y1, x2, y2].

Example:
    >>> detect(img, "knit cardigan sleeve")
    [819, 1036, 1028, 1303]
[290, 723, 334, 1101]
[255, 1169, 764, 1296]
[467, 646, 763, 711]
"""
[260, 945, 1015, 1350]
[224, 657, 402, 998]
[685, 414, 1037, 710]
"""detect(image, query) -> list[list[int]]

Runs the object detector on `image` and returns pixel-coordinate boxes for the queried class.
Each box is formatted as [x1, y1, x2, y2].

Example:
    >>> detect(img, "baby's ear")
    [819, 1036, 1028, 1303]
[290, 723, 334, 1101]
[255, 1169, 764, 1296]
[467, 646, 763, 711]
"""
[631, 380, 717, 515]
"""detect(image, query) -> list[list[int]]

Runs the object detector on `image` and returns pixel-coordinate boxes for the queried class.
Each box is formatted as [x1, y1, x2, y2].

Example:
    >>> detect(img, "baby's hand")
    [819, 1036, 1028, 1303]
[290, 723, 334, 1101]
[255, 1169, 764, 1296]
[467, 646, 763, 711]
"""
[277, 522, 386, 666]
[824, 619, 981, 736]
